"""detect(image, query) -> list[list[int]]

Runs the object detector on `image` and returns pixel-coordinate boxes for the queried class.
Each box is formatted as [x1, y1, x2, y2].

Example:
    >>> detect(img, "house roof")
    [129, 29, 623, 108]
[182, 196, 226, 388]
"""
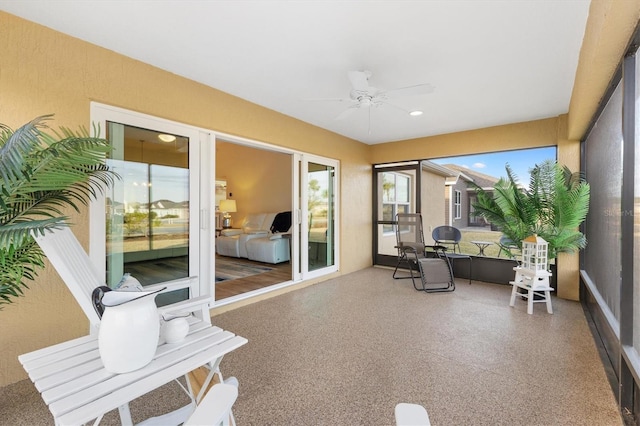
[421, 160, 458, 178]
[150, 200, 188, 210]
[441, 164, 500, 190]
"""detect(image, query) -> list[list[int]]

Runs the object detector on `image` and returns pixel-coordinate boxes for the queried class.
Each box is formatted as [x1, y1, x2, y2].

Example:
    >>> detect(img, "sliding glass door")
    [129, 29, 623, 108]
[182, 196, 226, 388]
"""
[92, 103, 340, 305]
[295, 154, 339, 279]
[90, 104, 214, 306]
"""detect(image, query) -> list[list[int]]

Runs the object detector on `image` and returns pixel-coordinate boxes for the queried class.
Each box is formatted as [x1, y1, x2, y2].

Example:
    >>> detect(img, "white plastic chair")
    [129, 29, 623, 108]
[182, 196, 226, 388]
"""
[184, 381, 239, 426]
[395, 403, 431, 426]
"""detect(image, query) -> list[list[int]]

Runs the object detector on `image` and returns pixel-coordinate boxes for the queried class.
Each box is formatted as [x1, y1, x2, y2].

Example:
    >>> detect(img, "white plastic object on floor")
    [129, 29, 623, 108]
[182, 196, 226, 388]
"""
[184, 383, 239, 426]
[395, 403, 431, 426]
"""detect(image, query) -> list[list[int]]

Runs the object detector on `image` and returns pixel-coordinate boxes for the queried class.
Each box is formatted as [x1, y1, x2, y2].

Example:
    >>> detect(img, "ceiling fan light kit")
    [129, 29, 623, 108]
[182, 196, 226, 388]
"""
[313, 70, 433, 131]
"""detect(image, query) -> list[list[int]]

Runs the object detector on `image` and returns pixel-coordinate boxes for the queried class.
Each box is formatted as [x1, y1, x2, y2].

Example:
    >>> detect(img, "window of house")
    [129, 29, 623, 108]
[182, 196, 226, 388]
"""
[382, 171, 411, 233]
[454, 190, 462, 219]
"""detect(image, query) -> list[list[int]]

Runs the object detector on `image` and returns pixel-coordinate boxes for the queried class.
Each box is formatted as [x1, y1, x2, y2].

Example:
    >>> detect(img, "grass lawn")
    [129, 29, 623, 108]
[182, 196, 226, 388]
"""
[454, 229, 519, 259]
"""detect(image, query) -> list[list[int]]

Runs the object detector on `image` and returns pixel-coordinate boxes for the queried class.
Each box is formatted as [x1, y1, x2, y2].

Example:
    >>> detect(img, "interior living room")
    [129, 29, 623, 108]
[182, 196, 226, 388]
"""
[1, 1, 640, 424]
[214, 141, 293, 300]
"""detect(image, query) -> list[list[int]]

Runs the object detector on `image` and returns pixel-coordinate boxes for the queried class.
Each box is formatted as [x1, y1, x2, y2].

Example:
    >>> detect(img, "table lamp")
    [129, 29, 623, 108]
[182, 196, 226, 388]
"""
[219, 199, 237, 229]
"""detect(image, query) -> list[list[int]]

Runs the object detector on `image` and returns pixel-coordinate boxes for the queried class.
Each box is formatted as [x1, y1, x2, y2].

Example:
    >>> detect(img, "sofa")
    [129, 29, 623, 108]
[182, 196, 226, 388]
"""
[216, 211, 291, 264]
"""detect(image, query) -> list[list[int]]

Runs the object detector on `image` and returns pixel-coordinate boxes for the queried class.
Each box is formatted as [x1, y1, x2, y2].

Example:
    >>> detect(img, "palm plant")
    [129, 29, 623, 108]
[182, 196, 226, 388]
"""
[472, 160, 590, 261]
[0, 115, 114, 308]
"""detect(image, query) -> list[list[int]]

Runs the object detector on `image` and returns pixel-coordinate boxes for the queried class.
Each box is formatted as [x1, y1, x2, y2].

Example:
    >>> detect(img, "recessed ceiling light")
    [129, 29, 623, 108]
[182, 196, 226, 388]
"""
[158, 134, 176, 143]
[409, 110, 423, 117]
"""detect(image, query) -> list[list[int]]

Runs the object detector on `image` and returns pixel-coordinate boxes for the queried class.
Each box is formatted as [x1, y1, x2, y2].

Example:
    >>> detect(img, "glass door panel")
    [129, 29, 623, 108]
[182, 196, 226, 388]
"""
[296, 155, 339, 278]
[105, 123, 191, 305]
[308, 162, 335, 271]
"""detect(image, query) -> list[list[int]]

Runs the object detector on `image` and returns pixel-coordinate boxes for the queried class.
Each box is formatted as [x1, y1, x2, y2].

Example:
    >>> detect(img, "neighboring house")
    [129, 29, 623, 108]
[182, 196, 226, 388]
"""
[148, 199, 190, 220]
[441, 164, 500, 228]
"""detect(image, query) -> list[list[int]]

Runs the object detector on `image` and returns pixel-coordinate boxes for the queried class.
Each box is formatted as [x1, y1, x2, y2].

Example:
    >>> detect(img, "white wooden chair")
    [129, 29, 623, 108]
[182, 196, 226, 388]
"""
[183, 381, 239, 426]
[32, 226, 220, 424]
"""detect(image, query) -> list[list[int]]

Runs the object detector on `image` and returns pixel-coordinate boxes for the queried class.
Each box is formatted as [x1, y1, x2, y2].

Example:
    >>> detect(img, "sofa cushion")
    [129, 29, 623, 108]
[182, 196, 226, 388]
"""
[243, 228, 268, 235]
[242, 213, 267, 233]
[218, 212, 286, 259]
[246, 235, 290, 264]
[216, 235, 240, 257]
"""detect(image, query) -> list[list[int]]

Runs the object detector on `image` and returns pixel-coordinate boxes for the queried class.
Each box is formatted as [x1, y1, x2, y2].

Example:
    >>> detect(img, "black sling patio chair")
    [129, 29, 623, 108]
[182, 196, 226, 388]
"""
[392, 213, 455, 293]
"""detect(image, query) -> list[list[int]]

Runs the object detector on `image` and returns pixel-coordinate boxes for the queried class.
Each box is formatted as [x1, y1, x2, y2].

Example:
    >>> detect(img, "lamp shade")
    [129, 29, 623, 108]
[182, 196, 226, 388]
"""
[219, 199, 237, 213]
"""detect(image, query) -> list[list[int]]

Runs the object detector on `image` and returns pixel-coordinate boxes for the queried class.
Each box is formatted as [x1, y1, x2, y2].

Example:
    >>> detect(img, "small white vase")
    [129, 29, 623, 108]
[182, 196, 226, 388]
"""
[98, 288, 164, 374]
[162, 314, 190, 344]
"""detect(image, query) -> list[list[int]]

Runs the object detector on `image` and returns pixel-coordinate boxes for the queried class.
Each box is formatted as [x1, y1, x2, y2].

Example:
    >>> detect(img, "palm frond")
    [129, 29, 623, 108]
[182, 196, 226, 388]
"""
[0, 217, 69, 248]
[472, 160, 590, 261]
[0, 115, 116, 307]
[0, 115, 53, 188]
[0, 239, 44, 309]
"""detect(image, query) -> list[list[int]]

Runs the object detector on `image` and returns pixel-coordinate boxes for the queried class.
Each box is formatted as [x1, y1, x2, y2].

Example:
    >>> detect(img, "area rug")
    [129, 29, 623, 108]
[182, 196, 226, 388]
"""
[215, 257, 273, 282]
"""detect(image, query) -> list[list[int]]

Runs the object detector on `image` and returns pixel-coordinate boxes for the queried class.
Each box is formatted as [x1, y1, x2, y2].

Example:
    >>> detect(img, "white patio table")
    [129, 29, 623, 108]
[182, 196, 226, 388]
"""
[19, 322, 247, 426]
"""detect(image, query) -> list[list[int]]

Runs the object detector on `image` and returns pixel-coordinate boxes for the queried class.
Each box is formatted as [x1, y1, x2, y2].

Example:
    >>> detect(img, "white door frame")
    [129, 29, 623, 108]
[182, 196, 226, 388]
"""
[90, 102, 340, 305]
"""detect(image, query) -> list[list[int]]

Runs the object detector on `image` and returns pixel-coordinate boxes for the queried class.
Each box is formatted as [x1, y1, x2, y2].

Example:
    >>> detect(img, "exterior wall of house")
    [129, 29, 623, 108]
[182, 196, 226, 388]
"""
[420, 170, 447, 244]
[0, 12, 371, 386]
[443, 186, 452, 226]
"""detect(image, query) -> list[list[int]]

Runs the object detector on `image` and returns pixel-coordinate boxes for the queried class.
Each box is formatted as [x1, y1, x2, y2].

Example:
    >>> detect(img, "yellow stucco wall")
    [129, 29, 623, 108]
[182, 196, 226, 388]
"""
[1, 0, 639, 386]
[371, 117, 560, 164]
[568, 0, 640, 141]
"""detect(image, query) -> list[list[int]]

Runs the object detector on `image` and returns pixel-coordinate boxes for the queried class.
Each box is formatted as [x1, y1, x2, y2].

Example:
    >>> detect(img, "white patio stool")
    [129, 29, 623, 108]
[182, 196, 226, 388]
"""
[395, 403, 431, 426]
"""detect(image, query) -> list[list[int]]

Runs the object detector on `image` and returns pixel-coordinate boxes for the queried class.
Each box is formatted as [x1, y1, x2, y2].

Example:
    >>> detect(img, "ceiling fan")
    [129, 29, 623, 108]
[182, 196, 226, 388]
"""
[311, 70, 435, 133]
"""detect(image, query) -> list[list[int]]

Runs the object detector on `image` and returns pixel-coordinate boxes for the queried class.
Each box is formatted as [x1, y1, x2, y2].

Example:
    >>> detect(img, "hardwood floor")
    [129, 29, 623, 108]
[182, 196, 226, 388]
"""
[125, 257, 189, 286]
[214, 255, 291, 300]
[125, 255, 291, 301]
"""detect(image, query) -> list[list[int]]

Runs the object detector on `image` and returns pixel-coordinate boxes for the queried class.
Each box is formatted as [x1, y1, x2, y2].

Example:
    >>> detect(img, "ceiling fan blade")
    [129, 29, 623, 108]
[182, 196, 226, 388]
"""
[383, 83, 435, 99]
[348, 70, 371, 92]
[336, 105, 358, 120]
[382, 102, 411, 114]
[302, 97, 351, 103]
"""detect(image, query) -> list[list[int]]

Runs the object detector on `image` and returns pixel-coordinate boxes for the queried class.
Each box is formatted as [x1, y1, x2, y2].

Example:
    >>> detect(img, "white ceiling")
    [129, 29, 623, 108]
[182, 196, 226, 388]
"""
[0, 0, 591, 145]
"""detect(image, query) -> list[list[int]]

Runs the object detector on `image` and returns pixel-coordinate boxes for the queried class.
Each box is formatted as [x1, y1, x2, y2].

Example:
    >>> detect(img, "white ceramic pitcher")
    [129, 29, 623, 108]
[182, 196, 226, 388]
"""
[97, 287, 164, 374]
